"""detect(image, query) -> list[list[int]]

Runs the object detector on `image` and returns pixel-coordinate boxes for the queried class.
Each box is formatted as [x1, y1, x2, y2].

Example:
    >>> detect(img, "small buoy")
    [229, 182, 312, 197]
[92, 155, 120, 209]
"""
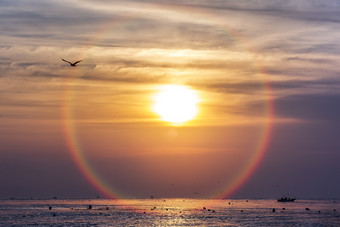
[241, 210, 243, 212]
[212, 210, 215, 212]
[203, 207, 206, 210]
[49, 206, 52, 210]
[106, 207, 109, 210]
[88, 205, 92, 209]
[282, 208, 285, 210]
[306, 208, 310, 211]
[208, 209, 211, 211]
[272, 208, 275, 212]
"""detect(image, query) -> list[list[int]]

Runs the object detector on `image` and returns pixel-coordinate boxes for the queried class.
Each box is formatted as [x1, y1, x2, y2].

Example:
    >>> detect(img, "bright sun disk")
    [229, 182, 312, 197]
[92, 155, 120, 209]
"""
[153, 85, 199, 124]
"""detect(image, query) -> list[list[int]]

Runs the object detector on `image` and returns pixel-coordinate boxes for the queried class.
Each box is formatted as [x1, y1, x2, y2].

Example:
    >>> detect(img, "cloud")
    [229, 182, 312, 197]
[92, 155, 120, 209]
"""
[275, 93, 340, 122]
[1, 0, 340, 121]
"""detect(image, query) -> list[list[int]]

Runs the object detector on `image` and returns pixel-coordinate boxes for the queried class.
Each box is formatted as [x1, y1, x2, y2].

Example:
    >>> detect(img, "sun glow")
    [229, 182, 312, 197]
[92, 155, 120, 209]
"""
[153, 85, 199, 125]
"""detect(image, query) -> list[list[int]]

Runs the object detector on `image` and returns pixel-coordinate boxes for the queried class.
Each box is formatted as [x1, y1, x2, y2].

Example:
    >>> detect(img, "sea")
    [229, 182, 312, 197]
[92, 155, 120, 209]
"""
[0, 199, 339, 226]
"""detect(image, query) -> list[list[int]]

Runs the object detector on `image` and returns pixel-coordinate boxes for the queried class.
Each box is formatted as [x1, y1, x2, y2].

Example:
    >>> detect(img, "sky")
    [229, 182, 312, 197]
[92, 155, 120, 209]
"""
[0, 0, 340, 199]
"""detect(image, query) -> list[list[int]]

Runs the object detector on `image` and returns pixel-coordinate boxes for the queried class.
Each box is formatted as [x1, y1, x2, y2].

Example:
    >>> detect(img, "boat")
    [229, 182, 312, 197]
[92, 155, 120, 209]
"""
[277, 196, 296, 202]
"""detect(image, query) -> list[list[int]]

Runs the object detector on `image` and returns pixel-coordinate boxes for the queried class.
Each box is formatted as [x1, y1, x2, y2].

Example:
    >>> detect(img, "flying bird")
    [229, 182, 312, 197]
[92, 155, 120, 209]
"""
[62, 59, 83, 67]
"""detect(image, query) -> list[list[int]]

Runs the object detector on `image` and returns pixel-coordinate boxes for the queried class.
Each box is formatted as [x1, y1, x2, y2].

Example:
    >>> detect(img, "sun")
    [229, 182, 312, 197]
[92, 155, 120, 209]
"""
[152, 85, 199, 125]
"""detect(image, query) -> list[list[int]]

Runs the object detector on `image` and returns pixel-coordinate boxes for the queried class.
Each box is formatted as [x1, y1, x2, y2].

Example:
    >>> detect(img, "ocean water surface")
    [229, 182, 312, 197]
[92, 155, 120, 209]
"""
[0, 199, 339, 226]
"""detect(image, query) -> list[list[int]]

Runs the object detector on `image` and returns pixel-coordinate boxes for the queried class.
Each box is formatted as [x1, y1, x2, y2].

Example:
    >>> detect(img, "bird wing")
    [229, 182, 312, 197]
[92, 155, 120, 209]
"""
[62, 59, 72, 64]
[73, 60, 83, 65]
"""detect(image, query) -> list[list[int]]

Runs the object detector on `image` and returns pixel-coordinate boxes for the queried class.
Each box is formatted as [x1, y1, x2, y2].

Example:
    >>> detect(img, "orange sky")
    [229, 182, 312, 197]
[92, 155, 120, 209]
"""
[1, 0, 340, 199]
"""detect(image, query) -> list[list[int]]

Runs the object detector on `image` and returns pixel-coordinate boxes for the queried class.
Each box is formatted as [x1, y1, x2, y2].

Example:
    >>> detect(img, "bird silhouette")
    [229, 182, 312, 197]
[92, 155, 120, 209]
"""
[62, 59, 83, 67]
